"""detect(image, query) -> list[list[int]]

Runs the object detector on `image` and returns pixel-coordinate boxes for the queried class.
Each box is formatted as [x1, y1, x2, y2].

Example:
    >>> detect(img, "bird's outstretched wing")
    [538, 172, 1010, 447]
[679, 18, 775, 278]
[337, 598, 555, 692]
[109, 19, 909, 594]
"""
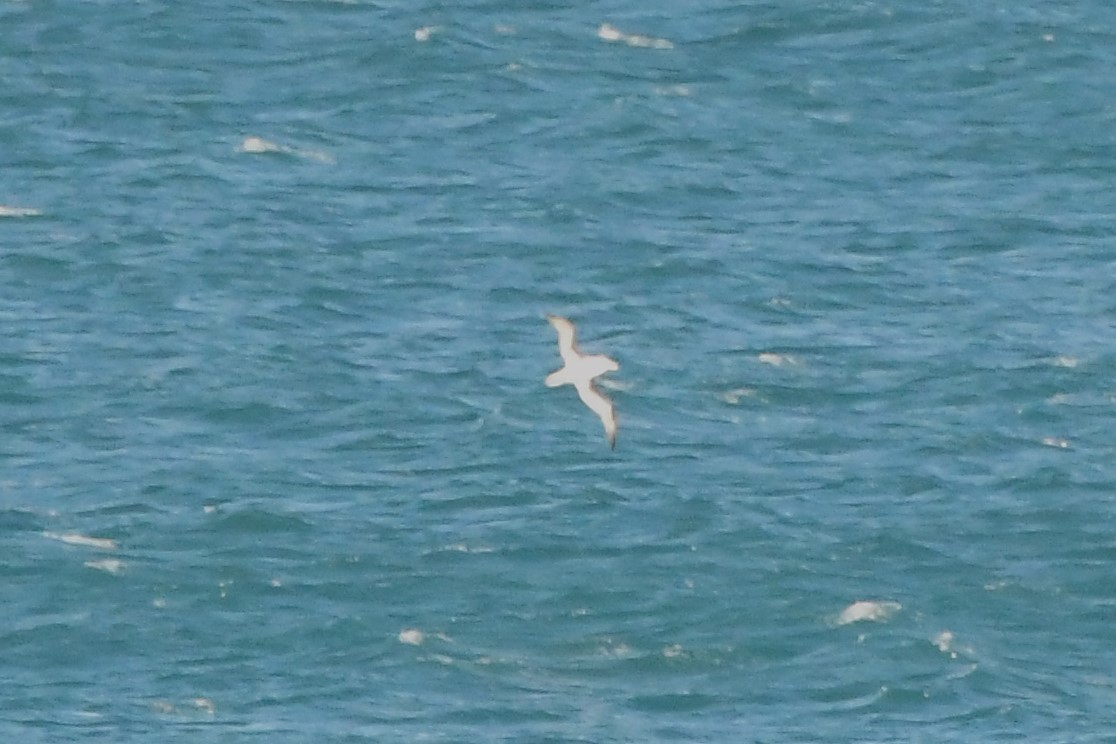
[547, 314, 579, 364]
[575, 380, 617, 449]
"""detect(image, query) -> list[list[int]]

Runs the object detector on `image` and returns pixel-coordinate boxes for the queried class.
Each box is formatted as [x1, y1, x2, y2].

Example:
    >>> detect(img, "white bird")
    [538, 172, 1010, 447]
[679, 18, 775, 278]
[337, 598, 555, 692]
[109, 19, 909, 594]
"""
[545, 314, 619, 449]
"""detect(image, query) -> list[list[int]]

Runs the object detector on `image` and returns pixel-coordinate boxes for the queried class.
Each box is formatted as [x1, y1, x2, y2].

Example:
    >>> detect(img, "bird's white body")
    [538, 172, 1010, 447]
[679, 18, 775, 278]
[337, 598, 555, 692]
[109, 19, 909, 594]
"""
[545, 314, 619, 449]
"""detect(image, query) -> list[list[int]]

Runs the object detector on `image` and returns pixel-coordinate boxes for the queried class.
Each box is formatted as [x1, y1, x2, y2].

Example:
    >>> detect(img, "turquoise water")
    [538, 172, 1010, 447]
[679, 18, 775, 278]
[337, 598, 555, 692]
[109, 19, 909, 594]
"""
[3, 1, 1116, 740]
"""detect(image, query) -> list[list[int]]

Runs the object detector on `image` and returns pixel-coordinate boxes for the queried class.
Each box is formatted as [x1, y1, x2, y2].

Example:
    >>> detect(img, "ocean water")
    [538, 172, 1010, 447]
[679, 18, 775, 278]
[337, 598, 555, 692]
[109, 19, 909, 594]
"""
[3, 1, 1116, 740]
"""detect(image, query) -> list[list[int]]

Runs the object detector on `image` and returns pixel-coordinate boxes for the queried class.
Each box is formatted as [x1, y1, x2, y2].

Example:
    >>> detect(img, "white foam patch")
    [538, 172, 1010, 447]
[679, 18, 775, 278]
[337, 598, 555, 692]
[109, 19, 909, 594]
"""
[43, 532, 118, 550]
[932, 630, 974, 660]
[151, 697, 215, 716]
[836, 600, 901, 625]
[597, 637, 637, 659]
[238, 136, 334, 164]
[441, 543, 494, 554]
[758, 352, 801, 367]
[84, 559, 125, 574]
[1051, 355, 1079, 368]
[414, 26, 439, 42]
[653, 84, 692, 97]
[0, 205, 42, 217]
[720, 387, 755, 405]
[238, 136, 281, 154]
[597, 23, 673, 50]
[398, 628, 424, 646]
[1041, 436, 1069, 449]
[662, 644, 684, 658]
[597, 23, 623, 42]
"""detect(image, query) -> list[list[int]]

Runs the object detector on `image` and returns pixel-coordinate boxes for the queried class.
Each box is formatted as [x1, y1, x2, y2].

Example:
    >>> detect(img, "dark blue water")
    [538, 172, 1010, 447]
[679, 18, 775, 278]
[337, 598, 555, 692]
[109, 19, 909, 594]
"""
[3, 2, 1116, 740]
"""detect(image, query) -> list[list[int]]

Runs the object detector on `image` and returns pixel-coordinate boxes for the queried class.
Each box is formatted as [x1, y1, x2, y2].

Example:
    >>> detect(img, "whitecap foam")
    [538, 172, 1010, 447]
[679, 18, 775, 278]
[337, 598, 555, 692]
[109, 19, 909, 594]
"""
[151, 697, 215, 716]
[439, 543, 494, 554]
[836, 600, 901, 625]
[84, 559, 125, 574]
[933, 630, 955, 655]
[758, 352, 802, 367]
[653, 84, 692, 97]
[238, 135, 282, 154]
[398, 628, 424, 646]
[151, 700, 175, 715]
[0, 205, 42, 218]
[238, 136, 334, 164]
[597, 23, 673, 50]
[43, 532, 118, 550]
[932, 630, 974, 660]
[597, 637, 637, 659]
[720, 387, 755, 405]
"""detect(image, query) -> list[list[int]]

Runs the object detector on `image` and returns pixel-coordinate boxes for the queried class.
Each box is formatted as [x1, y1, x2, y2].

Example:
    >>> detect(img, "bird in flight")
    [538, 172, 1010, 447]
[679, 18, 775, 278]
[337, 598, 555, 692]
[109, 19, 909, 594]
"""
[544, 314, 619, 449]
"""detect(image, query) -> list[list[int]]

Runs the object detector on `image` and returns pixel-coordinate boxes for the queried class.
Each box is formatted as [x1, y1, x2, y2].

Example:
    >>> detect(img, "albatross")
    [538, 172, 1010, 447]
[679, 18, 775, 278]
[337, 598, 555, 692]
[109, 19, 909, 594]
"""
[545, 314, 619, 449]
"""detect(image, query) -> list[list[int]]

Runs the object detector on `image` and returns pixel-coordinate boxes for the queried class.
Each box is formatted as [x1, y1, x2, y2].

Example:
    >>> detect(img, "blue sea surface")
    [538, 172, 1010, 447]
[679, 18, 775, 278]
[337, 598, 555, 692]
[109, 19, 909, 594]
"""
[3, 1, 1116, 741]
